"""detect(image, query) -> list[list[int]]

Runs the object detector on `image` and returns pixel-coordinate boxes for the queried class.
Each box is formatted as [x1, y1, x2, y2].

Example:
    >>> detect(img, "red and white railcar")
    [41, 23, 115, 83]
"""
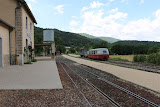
[88, 48, 109, 60]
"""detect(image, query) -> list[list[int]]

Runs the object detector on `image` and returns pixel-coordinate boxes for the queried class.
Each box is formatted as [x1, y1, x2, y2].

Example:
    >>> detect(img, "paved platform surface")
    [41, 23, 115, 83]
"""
[0, 57, 63, 89]
[63, 55, 160, 93]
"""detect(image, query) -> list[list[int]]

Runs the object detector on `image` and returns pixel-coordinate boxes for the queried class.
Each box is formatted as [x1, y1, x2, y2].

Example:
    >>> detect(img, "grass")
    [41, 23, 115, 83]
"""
[17, 91, 28, 95]
[109, 55, 134, 62]
[109, 57, 129, 61]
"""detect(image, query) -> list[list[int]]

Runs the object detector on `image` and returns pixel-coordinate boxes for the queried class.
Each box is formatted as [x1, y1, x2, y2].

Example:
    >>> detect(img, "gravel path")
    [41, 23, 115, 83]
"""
[63, 55, 160, 93]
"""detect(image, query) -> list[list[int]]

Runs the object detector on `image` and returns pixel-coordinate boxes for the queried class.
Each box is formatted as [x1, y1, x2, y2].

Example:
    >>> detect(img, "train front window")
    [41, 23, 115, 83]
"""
[103, 51, 107, 54]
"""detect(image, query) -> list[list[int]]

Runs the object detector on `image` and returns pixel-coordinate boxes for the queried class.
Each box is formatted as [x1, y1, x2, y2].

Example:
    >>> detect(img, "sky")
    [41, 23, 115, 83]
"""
[26, 0, 160, 41]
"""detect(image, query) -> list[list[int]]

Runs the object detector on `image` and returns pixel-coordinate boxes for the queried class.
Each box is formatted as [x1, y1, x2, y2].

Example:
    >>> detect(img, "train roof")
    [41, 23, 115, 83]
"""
[89, 48, 108, 51]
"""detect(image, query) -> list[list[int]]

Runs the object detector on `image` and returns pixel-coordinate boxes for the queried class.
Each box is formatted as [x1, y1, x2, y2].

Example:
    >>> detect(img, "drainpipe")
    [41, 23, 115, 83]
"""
[9, 30, 12, 65]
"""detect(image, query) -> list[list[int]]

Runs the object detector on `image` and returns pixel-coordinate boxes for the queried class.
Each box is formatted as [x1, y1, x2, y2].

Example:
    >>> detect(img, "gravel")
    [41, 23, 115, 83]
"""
[61, 56, 160, 107]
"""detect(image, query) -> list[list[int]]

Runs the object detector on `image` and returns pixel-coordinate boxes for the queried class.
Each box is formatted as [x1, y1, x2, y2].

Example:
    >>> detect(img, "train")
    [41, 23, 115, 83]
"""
[79, 48, 109, 60]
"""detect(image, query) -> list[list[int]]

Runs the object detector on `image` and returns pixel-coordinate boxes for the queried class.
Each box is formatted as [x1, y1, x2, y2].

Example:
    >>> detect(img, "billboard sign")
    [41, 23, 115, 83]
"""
[43, 30, 54, 42]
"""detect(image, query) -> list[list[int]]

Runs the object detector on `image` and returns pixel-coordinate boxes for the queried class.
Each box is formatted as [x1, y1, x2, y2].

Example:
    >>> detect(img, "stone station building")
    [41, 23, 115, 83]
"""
[0, 0, 37, 67]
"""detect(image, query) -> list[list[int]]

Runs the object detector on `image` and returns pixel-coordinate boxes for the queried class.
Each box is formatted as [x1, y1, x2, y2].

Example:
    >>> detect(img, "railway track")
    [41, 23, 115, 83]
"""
[58, 56, 160, 107]
[58, 58, 120, 107]
[58, 62, 92, 107]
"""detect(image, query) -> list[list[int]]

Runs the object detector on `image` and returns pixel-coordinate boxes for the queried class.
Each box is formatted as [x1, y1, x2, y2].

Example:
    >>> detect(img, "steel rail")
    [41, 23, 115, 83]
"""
[58, 62, 92, 107]
[71, 61, 160, 107]
[59, 59, 121, 107]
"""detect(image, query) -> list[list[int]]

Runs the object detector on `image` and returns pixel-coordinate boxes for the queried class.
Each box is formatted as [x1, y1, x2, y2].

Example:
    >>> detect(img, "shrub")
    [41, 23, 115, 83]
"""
[133, 55, 146, 63]
[24, 61, 32, 64]
[31, 59, 37, 62]
[147, 53, 160, 65]
[147, 53, 157, 64]
[138, 55, 146, 63]
[133, 55, 138, 62]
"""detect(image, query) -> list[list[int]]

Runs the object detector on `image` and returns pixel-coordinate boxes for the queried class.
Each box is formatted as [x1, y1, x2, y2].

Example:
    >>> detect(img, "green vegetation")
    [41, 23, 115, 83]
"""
[34, 26, 160, 65]
[133, 53, 160, 65]
[109, 57, 129, 61]
[24, 61, 32, 64]
[133, 55, 147, 63]
[31, 59, 37, 62]
[109, 55, 134, 62]
[34, 26, 105, 54]
[114, 40, 160, 46]
[111, 44, 149, 55]
[93, 41, 108, 49]
[79, 33, 120, 43]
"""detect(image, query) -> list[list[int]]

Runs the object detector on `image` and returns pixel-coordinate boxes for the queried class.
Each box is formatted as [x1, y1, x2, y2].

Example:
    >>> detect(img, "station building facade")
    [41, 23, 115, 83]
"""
[0, 0, 37, 67]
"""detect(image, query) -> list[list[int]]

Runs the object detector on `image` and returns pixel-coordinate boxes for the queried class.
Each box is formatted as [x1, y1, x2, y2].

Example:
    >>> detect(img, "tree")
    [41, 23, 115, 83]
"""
[75, 47, 80, 52]
[93, 41, 108, 49]
[56, 45, 66, 53]
[69, 47, 76, 53]
[148, 46, 160, 54]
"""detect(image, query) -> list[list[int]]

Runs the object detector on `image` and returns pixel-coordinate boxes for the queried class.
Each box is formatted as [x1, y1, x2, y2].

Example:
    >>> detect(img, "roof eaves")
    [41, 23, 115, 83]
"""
[0, 18, 14, 30]
[18, 0, 37, 24]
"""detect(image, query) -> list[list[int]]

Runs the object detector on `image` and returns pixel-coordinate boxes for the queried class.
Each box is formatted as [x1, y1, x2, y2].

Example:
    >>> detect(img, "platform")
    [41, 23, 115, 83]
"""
[0, 57, 63, 89]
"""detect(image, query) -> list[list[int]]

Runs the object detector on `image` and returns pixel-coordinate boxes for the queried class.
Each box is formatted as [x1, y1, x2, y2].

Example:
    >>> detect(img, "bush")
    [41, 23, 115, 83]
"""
[133, 55, 138, 62]
[133, 55, 146, 63]
[31, 59, 37, 62]
[138, 55, 146, 63]
[24, 61, 32, 64]
[147, 53, 160, 65]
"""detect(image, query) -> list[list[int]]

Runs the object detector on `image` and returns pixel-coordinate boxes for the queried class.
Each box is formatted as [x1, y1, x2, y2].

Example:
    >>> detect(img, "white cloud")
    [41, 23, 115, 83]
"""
[69, 9, 160, 41]
[109, 8, 118, 14]
[54, 5, 64, 14]
[81, 7, 89, 11]
[72, 16, 78, 19]
[155, 9, 160, 18]
[90, 1, 104, 8]
[69, 20, 80, 27]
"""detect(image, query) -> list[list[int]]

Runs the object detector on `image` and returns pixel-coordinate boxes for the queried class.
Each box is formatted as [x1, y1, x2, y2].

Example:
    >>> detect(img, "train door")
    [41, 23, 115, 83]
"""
[0, 37, 2, 67]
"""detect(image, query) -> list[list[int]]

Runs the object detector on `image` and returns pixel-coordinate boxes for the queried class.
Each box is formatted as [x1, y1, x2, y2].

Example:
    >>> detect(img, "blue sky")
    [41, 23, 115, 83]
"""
[26, 0, 160, 41]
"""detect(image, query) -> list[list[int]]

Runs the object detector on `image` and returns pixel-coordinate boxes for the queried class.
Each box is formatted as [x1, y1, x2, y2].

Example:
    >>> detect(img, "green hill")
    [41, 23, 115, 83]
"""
[114, 40, 160, 47]
[79, 33, 120, 43]
[34, 26, 103, 47]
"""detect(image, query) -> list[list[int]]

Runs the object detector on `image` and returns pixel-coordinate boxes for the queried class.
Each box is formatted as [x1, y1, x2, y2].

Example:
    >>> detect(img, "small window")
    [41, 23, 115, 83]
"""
[26, 39, 28, 48]
[103, 51, 107, 54]
[26, 17, 28, 29]
[92, 51, 94, 54]
[95, 50, 97, 54]
[30, 22, 32, 33]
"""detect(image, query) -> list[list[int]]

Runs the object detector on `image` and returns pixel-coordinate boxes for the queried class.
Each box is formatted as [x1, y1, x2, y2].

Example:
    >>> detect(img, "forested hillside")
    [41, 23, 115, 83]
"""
[34, 26, 102, 47]
[79, 33, 120, 43]
[34, 26, 160, 55]
[114, 40, 160, 46]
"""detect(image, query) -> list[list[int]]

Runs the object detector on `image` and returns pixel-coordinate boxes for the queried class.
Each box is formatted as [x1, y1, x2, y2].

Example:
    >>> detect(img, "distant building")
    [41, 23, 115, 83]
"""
[0, 0, 37, 67]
